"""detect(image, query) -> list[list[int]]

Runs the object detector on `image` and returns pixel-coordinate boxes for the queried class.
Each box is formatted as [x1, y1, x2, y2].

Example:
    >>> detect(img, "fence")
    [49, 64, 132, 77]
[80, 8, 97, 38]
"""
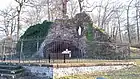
[0, 38, 132, 64]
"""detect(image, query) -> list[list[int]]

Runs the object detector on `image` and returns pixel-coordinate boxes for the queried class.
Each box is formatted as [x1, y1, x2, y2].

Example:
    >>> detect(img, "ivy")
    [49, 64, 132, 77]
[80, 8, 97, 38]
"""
[86, 23, 94, 41]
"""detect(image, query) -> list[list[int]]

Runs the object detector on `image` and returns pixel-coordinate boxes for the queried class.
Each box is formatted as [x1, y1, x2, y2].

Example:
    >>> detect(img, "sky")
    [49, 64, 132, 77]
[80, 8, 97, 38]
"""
[0, 0, 94, 10]
[0, 0, 127, 10]
[0, 0, 13, 9]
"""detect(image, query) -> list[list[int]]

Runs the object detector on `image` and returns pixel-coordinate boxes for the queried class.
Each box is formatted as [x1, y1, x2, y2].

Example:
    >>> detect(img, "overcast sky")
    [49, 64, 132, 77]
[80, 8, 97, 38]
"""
[0, 0, 104, 10]
[0, 0, 13, 9]
[0, 0, 127, 10]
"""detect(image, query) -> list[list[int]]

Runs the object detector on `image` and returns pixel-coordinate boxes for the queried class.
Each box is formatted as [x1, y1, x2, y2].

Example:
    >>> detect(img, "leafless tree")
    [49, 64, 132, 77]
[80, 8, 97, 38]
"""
[135, 0, 140, 42]
[47, 0, 50, 21]
[67, 0, 78, 18]
[94, 0, 123, 31]
[0, 7, 17, 38]
[116, 11, 122, 43]
[15, 0, 28, 40]
[126, 0, 134, 44]
[78, 0, 84, 12]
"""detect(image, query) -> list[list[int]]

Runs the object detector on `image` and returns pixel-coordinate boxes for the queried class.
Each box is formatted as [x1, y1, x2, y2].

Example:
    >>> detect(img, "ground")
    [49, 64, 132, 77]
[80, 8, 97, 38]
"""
[54, 59, 140, 79]
[57, 66, 140, 79]
[0, 59, 139, 79]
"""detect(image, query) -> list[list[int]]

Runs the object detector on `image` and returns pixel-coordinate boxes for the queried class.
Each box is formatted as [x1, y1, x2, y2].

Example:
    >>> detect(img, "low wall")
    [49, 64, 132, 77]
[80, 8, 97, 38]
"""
[24, 66, 53, 79]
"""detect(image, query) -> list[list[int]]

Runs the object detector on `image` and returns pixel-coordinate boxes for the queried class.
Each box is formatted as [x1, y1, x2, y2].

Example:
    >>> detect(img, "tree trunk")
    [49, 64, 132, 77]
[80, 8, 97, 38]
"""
[117, 16, 122, 43]
[126, 0, 134, 44]
[47, 0, 50, 21]
[127, 9, 131, 44]
[98, 7, 101, 27]
[17, 11, 20, 40]
[78, 0, 83, 13]
[62, 0, 68, 18]
[136, 3, 139, 42]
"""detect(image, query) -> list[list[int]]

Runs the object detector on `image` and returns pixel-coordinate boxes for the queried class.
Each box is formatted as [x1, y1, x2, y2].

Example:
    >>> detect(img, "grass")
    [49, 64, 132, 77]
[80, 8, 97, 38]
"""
[57, 66, 140, 79]
[133, 59, 140, 65]
[106, 66, 140, 79]
[130, 46, 140, 58]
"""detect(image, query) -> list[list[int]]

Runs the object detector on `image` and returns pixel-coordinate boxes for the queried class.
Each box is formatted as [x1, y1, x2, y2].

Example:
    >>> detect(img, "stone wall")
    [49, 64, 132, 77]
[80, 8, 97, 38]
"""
[37, 12, 91, 58]
[23, 66, 53, 79]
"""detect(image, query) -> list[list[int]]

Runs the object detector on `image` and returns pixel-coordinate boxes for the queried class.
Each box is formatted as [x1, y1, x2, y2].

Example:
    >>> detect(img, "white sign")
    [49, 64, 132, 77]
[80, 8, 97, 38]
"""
[62, 49, 71, 57]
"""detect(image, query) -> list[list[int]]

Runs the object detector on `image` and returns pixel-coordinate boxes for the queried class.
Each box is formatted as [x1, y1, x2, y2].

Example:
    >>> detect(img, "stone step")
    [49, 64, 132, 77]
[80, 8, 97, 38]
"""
[0, 65, 22, 69]
[0, 63, 25, 78]
[0, 72, 23, 79]
[0, 68, 24, 74]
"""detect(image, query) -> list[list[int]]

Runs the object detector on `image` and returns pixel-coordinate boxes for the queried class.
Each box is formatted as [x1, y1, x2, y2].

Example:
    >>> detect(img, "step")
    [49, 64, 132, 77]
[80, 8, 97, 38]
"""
[0, 72, 23, 79]
[0, 65, 22, 70]
[0, 63, 25, 78]
[0, 68, 24, 74]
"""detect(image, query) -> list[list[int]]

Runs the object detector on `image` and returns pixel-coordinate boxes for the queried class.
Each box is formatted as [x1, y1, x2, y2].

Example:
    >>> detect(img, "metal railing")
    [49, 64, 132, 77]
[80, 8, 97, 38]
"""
[0, 38, 132, 65]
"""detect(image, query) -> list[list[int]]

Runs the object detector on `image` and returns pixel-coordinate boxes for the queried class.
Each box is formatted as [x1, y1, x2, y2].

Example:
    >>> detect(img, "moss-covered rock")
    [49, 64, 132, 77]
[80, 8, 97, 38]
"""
[16, 13, 128, 59]
[86, 23, 94, 41]
[20, 20, 53, 39]
[16, 21, 53, 58]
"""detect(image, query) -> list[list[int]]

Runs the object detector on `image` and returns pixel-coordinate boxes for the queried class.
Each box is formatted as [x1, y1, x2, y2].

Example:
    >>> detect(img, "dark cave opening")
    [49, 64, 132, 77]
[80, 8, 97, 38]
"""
[43, 40, 82, 59]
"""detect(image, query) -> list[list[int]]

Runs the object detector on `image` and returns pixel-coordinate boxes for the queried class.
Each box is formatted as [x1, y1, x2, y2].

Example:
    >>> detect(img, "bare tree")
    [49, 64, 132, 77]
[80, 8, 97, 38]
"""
[95, 0, 123, 31]
[23, 0, 50, 26]
[67, 0, 78, 18]
[15, 0, 28, 40]
[97, 0, 103, 27]
[135, 0, 140, 42]
[0, 7, 17, 38]
[116, 11, 122, 43]
[47, 0, 50, 21]
[126, 0, 134, 44]
[62, 0, 69, 18]
[78, 0, 84, 13]
[114, 6, 126, 43]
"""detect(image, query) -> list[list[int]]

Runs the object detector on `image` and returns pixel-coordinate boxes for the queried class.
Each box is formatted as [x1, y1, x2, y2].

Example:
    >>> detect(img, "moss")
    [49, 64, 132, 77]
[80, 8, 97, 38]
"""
[93, 25, 105, 34]
[20, 20, 53, 39]
[16, 20, 53, 58]
[86, 23, 94, 41]
[130, 47, 138, 51]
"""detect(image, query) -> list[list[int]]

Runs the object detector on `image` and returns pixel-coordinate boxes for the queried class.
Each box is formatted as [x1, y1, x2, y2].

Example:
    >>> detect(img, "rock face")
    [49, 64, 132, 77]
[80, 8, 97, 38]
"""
[38, 12, 92, 58]
[19, 12, 129, 59]
[36, 12, 129, 59]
